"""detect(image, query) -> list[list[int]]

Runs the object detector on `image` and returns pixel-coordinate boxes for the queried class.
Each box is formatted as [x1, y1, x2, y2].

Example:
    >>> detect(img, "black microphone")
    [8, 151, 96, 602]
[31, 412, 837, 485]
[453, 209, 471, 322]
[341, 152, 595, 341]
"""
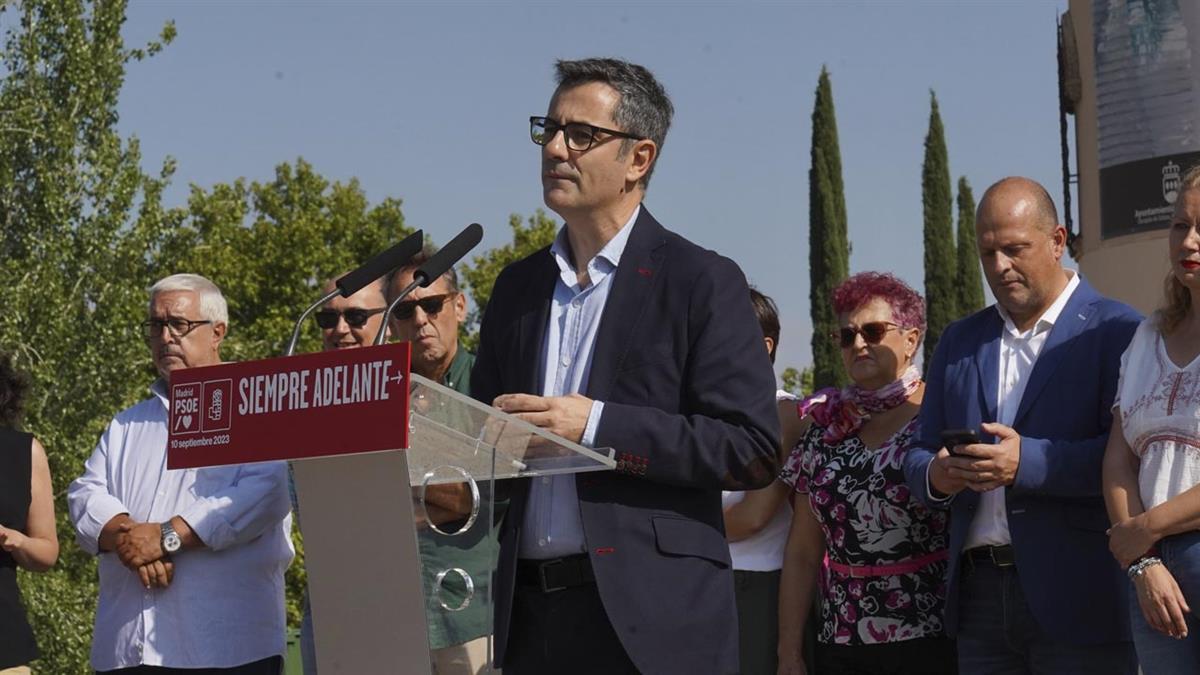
[414, 222, 484, 287]
[375, 223, 485, 345]
[284, 229, 424, 356]
[335, 230, 425, 298]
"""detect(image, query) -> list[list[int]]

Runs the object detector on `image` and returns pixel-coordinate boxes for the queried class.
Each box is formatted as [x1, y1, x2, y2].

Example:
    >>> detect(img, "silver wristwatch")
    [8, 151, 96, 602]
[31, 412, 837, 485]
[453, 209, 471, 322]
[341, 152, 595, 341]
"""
[161, 521, 182, 554]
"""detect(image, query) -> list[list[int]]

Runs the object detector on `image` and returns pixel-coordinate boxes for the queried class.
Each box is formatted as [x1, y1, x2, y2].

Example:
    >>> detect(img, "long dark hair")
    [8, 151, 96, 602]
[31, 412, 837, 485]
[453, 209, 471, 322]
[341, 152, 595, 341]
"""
[0, 352, 30, 429]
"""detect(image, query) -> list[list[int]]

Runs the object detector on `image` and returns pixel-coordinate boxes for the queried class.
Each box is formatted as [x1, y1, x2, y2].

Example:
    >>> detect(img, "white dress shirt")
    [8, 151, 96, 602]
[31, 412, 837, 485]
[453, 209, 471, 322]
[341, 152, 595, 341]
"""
[68, 380, 294, 671]
[518, 206, 639, 559]
[963, 271, 1080, 549]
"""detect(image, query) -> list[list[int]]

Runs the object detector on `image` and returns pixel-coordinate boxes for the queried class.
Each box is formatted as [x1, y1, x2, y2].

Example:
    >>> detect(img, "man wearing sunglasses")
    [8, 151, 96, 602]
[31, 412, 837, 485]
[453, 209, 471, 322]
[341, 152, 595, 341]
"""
[471, 58, 779, 675]
[387, 246, 469, 388]
[386, 247, 493, 675]
[315, 275, 390, 350]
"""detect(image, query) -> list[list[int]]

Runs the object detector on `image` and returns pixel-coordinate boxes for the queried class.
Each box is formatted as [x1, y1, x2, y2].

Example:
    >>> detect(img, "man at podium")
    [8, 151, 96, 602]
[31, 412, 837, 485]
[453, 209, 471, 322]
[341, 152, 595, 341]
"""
[472, 58, 780, 675]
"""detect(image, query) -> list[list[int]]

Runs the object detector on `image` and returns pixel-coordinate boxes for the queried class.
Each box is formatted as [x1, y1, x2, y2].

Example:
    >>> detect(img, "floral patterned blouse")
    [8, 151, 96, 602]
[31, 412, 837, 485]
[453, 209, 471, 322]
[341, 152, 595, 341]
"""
[780, 417, 950, 646]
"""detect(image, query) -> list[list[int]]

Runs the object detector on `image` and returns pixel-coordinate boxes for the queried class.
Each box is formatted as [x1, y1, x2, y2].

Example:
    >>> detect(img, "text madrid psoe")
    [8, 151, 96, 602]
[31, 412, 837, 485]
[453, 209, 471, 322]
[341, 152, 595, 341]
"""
[237, 359, 396, 415]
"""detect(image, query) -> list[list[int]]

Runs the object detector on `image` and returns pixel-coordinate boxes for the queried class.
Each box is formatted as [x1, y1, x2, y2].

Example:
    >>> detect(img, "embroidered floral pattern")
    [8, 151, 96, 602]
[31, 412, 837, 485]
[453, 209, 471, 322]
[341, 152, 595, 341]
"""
[780, 418, 949, 645]
[1117, 319, 1200, 510]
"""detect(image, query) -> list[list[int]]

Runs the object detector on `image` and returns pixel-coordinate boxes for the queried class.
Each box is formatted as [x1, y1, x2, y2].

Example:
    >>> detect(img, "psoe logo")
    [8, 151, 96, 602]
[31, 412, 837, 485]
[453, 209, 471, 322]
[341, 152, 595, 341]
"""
[202, 379, 233, 433]
[1164, 161, 1181, 204]
[171, 384, 202, 436]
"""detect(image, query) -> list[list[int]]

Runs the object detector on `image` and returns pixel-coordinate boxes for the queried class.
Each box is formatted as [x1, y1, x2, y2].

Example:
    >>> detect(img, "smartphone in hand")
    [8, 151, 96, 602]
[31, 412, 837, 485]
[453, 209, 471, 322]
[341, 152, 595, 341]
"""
[940, 429, 980, 456]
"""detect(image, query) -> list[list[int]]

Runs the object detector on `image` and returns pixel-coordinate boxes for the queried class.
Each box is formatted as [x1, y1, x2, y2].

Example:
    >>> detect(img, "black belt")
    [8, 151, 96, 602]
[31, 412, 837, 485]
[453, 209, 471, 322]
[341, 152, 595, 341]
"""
[516, 554, 595, 593]
[963, 544, 1016, 568]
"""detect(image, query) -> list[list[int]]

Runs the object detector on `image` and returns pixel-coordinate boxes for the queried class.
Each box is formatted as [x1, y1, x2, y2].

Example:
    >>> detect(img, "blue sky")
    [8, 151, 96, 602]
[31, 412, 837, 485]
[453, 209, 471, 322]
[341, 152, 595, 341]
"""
[118, 1, 1070, 375]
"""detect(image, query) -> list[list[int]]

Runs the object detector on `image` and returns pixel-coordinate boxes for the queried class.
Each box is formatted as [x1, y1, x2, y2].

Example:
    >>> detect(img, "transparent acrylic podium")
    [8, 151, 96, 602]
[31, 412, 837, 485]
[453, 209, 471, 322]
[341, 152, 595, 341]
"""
[291, 373, 615, 674]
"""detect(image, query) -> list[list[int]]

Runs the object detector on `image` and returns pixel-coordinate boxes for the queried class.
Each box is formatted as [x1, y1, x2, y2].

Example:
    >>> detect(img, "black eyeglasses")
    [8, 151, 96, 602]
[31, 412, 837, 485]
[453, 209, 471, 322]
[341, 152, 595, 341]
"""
[529, 116, 645, 152]
[143, 317, 213, 339]
[393, 294, 455, 321]
[832, 322, 899, 348]
[314, 307, 386, 330]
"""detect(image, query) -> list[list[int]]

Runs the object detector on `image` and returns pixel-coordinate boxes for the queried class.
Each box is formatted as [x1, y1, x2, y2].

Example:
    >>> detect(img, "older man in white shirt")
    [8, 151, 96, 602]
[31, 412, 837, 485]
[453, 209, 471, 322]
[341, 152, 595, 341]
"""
[69, 273, 293, 674]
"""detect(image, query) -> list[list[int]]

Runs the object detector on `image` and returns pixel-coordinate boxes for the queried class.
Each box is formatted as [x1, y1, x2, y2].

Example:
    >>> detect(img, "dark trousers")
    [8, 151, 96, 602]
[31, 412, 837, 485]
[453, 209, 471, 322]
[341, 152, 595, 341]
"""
[97, 655, 282, 675]
[816, 637, 957, 675]
[505, 580, 639, 674]
[734, 569, 780, 675]
[956, 558, 1135, 675]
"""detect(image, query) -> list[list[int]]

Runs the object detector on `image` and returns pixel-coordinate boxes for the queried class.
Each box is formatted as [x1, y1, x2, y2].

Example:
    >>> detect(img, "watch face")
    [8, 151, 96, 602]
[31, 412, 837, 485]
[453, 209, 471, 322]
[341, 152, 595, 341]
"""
[163, 532, 182, 553]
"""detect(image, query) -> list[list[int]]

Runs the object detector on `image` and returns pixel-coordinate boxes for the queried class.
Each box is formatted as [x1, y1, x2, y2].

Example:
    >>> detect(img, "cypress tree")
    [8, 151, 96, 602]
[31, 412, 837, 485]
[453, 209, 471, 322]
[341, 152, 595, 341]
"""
[955, 176, 986, 316]
[922, 91, 955, 369]
[809, 66, 850, 390]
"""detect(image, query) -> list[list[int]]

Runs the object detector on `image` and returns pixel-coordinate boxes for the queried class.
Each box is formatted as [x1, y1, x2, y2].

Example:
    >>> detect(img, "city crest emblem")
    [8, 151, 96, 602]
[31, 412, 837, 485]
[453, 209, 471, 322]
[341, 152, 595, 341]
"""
[1163, 160, 1181, 204]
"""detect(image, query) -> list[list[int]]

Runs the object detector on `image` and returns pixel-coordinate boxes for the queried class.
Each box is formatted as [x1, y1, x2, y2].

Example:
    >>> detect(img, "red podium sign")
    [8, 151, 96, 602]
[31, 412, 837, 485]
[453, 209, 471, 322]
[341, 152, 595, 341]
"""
[167, 342, 411, 469]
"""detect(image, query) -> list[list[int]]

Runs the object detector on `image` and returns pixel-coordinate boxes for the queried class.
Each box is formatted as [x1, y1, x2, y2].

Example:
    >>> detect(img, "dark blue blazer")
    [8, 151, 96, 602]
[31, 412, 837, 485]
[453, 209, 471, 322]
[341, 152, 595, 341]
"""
[902, 277, 1141, 645]
[471, 207, 780, 674]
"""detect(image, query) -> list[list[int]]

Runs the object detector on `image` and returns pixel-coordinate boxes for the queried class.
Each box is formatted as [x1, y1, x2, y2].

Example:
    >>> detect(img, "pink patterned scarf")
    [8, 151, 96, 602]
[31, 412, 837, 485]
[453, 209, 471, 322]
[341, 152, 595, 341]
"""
[796, 365, 922, 444]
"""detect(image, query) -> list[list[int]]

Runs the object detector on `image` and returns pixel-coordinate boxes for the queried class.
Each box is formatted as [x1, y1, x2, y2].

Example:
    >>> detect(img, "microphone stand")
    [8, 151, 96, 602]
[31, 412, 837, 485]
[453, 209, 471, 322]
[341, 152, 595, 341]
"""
[284, 287, 343, 357]
[284, 229, 424, 356]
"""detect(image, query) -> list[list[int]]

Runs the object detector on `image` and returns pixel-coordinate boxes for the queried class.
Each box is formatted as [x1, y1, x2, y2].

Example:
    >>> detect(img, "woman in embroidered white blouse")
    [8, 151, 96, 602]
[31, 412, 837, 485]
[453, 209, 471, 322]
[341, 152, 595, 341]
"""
[1103, 163, 1200, 673]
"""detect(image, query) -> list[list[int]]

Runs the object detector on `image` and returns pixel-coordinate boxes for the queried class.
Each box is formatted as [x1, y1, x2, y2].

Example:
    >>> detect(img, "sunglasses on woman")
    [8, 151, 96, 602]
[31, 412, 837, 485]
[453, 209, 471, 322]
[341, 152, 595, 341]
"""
[832, 321, 899, 348]
[314, 307, 386, 330]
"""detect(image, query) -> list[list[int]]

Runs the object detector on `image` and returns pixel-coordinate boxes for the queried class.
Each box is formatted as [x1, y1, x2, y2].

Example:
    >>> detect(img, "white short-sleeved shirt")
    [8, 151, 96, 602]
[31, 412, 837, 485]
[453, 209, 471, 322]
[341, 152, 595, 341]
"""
[1116, 318, 1200, 510]
[722, 390, 795, 571]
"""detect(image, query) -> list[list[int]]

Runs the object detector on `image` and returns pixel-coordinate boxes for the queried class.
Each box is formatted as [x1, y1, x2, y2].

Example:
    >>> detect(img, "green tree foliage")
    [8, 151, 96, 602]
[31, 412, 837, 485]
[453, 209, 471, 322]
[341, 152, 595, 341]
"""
[0, 2, 179, 670]
[160, 158, 411, 360]
[459, 209, 558, 351]
[780, 366, 815, 398]
[808, 67, 850, 390]
[0, 5, 411, 670]
[921, 92, 955, 369]
[955, 176, 986, 316]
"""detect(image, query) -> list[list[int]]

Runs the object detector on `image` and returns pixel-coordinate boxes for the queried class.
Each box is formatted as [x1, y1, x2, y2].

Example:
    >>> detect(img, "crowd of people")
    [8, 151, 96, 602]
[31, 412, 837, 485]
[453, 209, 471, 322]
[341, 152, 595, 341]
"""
[1, 56, 1200, 675]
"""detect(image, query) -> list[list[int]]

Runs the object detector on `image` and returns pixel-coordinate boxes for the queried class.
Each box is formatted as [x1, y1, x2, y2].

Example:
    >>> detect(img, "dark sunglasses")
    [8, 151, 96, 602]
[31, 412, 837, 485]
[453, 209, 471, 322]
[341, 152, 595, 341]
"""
[832, 321, 899, 348]
[392, 294, 455, 321]
[314, 307, 386, 329]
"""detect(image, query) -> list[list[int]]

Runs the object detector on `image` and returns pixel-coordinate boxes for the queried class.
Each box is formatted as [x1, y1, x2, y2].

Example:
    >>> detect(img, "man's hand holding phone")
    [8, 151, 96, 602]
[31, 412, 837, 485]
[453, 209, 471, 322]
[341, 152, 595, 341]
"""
[937, 423, 1023, 493]
[928, 428, 979, 498]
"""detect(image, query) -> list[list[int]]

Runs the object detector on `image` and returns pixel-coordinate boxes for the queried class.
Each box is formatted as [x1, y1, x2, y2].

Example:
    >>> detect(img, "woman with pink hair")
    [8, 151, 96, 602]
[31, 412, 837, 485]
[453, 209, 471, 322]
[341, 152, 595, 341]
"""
[777, 272, 954, 675]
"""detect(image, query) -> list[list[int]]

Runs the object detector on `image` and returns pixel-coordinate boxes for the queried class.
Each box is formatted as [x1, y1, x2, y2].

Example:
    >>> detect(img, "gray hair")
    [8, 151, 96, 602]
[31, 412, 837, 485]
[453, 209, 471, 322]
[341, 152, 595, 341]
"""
[554, 57, 673, 188]
[149, 274, 229, 324]
[388, 242, 458, 299]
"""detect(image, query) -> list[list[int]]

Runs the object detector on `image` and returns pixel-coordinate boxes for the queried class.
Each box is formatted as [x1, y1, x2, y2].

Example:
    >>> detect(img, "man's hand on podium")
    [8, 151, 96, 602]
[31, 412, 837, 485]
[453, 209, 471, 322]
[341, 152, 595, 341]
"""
[494, 393, 592, 444]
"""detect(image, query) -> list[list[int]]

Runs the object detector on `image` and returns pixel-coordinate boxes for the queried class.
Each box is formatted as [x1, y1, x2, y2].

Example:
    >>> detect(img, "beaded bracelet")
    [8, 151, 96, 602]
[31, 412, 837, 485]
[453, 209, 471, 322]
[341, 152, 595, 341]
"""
[1127, 556, 1163, 580]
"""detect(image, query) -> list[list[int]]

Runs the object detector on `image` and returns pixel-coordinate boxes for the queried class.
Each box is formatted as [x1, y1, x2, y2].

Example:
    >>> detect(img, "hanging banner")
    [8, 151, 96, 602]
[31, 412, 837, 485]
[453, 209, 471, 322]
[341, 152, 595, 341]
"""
[1094, 0, 1200, 237]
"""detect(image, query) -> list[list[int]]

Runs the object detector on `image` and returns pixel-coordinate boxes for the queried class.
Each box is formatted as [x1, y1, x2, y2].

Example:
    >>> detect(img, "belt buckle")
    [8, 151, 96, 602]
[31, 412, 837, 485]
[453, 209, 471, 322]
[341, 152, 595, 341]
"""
[538, 559, 567, 593]
[990, 546, 1015, 568]
[849, 565, 869, 579]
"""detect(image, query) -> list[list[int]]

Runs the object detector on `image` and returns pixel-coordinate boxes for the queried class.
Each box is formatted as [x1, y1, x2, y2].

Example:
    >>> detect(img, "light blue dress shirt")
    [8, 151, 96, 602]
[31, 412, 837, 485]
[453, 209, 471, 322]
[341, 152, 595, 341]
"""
[518, 206, 639, 559]
[67, 380, 294, 670]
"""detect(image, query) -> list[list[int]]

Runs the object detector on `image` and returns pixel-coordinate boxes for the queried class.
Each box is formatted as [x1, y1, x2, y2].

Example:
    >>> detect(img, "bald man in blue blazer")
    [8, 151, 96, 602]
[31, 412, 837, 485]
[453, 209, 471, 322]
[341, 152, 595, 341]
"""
[903, 177, 1141, 674]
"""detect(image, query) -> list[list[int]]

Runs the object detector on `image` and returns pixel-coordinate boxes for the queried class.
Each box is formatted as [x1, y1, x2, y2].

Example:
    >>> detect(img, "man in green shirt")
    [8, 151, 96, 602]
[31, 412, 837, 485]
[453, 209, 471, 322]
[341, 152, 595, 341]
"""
[389, 245, 497, 674]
